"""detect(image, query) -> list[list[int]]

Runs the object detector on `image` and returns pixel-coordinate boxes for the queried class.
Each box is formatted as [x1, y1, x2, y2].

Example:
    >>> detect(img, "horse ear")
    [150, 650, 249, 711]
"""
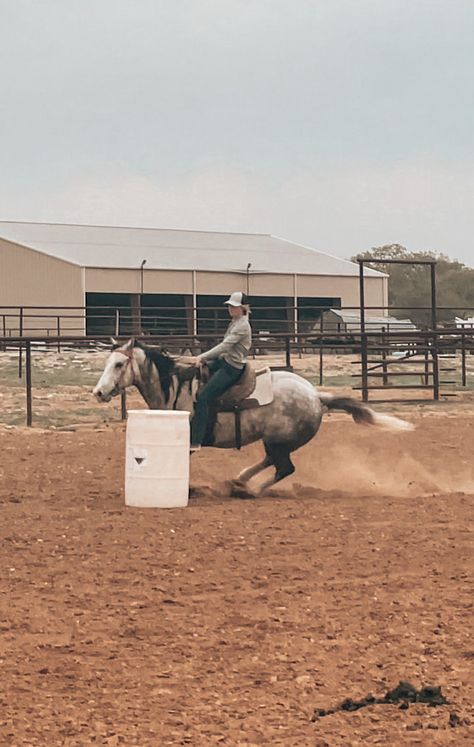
[110, 336, 118, 346]
[124, 337, 135, 351]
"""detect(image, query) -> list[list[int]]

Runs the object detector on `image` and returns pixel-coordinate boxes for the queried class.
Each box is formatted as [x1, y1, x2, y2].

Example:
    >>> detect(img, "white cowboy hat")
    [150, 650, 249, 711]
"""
[224, 291, 248, 307]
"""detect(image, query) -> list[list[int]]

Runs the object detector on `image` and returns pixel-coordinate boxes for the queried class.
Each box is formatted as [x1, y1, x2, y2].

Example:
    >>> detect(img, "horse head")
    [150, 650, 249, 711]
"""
[93, 338, 192, 408]
[93, 337, 141, 402]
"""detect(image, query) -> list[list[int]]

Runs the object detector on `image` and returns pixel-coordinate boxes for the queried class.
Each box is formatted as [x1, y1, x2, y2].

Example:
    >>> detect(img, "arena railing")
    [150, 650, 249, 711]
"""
[0, 328, 473, 426]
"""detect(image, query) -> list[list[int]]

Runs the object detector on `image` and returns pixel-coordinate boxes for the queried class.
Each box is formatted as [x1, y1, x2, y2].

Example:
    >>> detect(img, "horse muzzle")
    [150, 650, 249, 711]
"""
[94, 386, 119, 403]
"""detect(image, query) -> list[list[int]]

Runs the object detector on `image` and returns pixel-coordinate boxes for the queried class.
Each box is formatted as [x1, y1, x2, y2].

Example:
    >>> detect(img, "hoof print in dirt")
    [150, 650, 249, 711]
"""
[406, 721, 423, 731]
[312, 681, 448, 722]
[448, 711, 470, 728]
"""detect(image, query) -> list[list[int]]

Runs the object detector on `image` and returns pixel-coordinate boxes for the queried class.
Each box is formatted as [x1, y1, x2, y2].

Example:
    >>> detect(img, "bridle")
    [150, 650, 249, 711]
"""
[110, 347, 138, 396]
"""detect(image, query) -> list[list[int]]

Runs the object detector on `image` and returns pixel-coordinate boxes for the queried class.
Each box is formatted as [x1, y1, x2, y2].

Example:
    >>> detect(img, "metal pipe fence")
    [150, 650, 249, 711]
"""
[0, 328, 473, 427]
[1, 303, 474, 339]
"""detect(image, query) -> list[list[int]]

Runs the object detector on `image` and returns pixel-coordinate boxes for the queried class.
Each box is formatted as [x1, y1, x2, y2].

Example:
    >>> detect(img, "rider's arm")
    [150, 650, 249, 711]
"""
[200, 326, 248, 362]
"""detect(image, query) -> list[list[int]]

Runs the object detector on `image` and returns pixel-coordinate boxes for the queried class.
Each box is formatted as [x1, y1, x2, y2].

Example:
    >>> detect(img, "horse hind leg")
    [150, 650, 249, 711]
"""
[229, 455, 271, 499]
[256, 442, 295, 496]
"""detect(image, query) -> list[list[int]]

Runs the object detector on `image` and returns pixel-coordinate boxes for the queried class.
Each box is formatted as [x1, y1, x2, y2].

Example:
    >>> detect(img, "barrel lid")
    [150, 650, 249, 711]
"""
[127, 409, 190, 418]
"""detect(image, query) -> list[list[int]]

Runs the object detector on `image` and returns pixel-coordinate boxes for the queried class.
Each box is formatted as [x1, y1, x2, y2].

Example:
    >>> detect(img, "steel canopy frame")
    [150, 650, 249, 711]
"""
[357, 257, 439, 402]
[357, 257, 437, 333]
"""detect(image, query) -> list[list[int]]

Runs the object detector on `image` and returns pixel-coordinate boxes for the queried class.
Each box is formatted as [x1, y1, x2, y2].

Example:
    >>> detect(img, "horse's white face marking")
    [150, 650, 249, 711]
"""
[93, 349, 135, 402]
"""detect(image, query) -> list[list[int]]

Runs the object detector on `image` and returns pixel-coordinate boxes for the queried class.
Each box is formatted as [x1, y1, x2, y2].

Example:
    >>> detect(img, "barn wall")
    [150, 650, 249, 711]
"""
[296, 275, 385, 312]
[196, 272, 295, 296]
[195, 271, 250, 295]
[0, 239, 85, 335]
[85, 268, 193, 294]
[86, 268, 385, 309]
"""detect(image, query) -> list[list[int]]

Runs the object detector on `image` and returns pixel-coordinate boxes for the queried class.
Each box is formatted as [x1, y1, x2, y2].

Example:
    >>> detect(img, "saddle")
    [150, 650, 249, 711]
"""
[200, 363, 273, 410]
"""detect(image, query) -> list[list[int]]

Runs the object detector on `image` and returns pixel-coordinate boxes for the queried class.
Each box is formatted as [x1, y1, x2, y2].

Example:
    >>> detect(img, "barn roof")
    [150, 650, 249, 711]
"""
[0, 221, 385, 278]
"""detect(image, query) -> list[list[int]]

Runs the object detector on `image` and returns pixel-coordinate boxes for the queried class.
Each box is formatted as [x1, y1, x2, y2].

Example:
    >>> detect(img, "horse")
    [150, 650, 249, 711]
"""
[93, 338, 414, 497]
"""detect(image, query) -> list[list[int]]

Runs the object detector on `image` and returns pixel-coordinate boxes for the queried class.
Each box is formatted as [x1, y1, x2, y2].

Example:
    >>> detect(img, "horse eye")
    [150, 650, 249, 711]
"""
[115, 362, 124, 369]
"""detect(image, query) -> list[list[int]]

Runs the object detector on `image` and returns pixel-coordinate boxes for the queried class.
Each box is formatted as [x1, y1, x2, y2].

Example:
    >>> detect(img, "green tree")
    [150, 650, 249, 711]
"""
[351, 245, 474, 327]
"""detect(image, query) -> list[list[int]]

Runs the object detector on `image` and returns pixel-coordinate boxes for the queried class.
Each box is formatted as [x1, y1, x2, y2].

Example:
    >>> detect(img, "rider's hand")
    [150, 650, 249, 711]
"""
[191, 356, 204, 367]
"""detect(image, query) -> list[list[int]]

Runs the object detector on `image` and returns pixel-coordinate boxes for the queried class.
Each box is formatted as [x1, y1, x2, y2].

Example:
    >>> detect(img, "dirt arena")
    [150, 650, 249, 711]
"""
[0, 404, 473, 746]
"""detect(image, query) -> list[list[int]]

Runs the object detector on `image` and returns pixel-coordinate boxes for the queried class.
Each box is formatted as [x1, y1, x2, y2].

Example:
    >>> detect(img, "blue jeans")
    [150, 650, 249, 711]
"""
[191, 359, 243, 446]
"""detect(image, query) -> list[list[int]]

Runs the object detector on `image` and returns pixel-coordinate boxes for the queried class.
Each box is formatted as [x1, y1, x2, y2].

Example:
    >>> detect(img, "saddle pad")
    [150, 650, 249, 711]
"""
[245, 366, 273, 407]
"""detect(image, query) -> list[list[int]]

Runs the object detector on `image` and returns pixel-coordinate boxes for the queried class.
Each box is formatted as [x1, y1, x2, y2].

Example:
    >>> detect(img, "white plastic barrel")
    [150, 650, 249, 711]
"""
[125, 410, 190, 508]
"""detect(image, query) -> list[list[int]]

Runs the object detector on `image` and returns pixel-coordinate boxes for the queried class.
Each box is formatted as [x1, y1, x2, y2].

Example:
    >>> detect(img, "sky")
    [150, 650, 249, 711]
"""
[1, 0, 474, 266]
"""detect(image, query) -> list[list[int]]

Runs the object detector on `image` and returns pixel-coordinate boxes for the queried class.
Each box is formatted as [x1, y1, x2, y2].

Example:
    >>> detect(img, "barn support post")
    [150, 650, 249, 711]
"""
[293, 274, 298, 343]
[192, 270, 197, 336]
[18, 308, 24, 379]
[184, 296, 194, 336]
[130, 294, 141, 335]
[57, 317, 61, 353]
[115, 309, 120, 337]
[26, 341, 32, 427]
[319, 313, 324, 386]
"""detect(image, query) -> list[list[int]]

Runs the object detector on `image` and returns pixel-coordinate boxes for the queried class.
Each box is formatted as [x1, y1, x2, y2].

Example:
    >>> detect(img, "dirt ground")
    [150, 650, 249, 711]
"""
[0, 406, 473, 746]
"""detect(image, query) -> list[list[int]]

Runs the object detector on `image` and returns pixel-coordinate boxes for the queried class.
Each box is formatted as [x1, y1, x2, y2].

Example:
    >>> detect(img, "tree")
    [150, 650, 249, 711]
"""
[351, 245, 474, 327]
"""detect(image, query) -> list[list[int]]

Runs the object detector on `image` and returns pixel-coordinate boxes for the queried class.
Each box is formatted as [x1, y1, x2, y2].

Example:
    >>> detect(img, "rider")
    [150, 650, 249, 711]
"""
[189, 291, 252, 452]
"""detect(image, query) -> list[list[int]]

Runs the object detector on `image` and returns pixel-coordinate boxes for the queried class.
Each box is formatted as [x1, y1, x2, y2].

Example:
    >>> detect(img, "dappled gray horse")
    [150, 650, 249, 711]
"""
[93, 339, 413, 496]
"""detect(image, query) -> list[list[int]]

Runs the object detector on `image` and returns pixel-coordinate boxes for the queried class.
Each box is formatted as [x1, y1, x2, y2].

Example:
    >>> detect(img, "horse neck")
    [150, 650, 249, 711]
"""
[133, 355, 197, 412]
[134, 354, 164, 409]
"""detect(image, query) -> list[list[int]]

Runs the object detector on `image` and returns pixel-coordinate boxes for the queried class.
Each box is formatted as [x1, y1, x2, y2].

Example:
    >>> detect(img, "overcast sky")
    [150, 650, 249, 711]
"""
[1, 0, 474, 265]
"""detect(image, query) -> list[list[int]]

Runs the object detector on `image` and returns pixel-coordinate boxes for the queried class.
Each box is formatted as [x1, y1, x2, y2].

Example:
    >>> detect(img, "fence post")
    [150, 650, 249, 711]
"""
[115, 309, 120, 337]
[26, 341, 32, 426]
[57, 317, 61, 353]
[461, 332, 467, 387]
[285, 336, 291, 369]
[432, 334, 440, 400]
[381, 326, 388, 386]
[361, 333, 369, 402]
[424, 349, 430, 386]
[121, 390, 127, 421]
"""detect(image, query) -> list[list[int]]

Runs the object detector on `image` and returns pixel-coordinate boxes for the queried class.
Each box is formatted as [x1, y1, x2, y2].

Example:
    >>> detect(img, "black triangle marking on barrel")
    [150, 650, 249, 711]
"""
[135, 457, 145, 465]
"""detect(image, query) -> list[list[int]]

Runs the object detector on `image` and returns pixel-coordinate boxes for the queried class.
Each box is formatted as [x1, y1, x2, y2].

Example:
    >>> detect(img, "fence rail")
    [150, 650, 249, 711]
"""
[1, 303, 474, 339]
[1, 327, 473, 427]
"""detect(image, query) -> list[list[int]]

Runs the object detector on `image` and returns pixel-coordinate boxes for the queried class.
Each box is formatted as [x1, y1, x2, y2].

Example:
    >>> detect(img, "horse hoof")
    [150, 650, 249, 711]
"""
[228, 480, 256, 500]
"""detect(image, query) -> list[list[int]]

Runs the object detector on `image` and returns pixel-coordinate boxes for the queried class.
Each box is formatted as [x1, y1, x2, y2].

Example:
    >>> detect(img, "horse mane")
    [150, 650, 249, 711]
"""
[135, 341, 176, 403]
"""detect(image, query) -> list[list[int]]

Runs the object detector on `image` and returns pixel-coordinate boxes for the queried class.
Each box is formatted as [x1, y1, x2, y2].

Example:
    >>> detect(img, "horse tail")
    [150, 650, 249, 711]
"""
[318, 393, 414, 432]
